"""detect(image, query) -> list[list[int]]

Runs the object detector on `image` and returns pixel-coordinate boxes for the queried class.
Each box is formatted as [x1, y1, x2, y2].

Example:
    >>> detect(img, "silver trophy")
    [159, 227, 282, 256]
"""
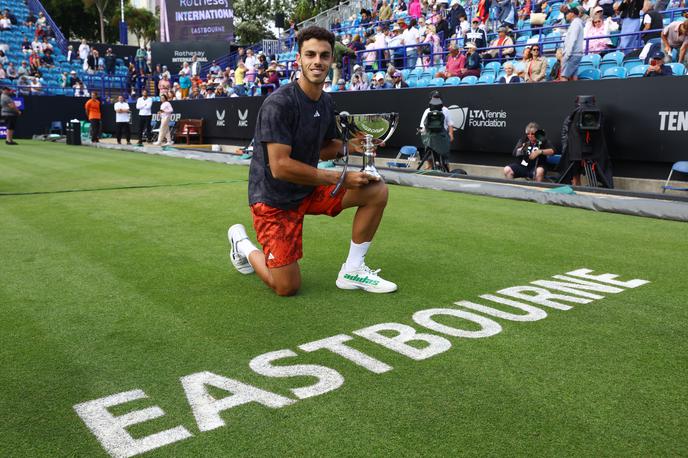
[336, 112, 399, 180]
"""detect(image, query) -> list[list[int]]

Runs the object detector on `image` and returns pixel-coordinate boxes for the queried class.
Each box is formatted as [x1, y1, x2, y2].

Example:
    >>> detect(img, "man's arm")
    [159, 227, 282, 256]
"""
[320, 138, 344, 160]
[268, 142, 373, 188]
[679, 42, 687, 65]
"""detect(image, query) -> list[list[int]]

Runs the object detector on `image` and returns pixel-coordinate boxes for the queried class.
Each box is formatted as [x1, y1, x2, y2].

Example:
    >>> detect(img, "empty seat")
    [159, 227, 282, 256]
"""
[601, 66, 627, 79]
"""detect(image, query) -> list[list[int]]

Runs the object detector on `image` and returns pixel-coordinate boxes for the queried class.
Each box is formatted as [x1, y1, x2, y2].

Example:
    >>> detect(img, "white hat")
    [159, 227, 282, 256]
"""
[375, 72, 385, 80]
[450, 0, 460, 5]
[353, 64, 362, 71]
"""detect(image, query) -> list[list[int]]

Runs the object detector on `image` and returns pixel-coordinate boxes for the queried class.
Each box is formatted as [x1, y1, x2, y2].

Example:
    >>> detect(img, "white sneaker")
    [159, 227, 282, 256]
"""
[228, 224, 255, 275]
[153, 142, 161, 146]
[336, 263, 397, 293]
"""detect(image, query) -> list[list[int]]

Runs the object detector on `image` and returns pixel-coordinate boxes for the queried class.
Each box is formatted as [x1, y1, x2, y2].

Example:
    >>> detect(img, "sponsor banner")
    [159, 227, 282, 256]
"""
[151, 41, 235, 74]
[160, 0, 234, 42]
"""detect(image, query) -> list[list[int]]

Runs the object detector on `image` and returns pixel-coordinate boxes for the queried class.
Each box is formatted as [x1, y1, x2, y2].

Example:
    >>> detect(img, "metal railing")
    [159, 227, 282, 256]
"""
[25, 0, 68, 54]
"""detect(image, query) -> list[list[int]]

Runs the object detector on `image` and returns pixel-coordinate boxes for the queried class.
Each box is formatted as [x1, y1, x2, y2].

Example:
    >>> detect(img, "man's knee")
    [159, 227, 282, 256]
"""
[504, 166, 513, 178]
[273, 283, 299, 296]
[269, 264, 301, 297]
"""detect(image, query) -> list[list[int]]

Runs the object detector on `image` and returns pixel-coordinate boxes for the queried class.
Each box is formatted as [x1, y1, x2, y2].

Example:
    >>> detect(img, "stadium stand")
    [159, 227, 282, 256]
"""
[1, 0, 686, 104]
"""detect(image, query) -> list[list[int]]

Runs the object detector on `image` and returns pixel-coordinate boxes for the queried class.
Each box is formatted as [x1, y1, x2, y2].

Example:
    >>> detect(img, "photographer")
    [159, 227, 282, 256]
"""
[418, 91, 454, 170]
[503, 122, 555, 182]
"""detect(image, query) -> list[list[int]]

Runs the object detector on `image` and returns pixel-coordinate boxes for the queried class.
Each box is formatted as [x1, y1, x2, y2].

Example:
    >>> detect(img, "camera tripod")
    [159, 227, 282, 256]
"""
[558, 158, 611, 188]
[416, 130, 450, 173]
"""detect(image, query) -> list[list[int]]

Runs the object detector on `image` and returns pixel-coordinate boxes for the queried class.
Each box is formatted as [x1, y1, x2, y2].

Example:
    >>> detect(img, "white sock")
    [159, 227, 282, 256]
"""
[344, 241, 371, 271]
[237, 238, 259, 259]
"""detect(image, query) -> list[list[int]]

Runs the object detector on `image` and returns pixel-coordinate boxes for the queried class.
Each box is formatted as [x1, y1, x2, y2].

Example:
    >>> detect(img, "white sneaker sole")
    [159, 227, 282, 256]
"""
[228, 224, 254, 275]
[336, 278, 397, 293]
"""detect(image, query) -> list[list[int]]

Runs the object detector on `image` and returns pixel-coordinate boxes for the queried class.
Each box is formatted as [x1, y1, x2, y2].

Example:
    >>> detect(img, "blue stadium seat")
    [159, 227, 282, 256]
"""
[411, 67, 424, 78]
[428, 77, 445, 86]
[476, 73, 495, 84]
[622, 58, 643, 73]
[401, 68, 411, 80]
[444, 76, 461, 85]
[415, 77, 431, 87]
[515, 36, 530, 58]
[406, 78, 417, 87]
[627, 64, 648, 77]
[602, 66, 627, 79]
[667, 62, 686, 76]
[460, 75, 478, 85]
[577, 68, 601, 80]
[580, 53, 601, 68]
[484, 61, 501, 74]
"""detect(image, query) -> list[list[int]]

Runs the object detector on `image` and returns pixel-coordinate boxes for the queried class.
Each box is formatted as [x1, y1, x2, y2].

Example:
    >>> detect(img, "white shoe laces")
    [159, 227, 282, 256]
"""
[360, 264, 381, 277]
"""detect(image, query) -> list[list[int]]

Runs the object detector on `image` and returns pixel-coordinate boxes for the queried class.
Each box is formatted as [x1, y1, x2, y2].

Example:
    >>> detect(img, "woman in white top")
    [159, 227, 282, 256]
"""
[78, 39, 90, 61]
[154, 94, 174, 146]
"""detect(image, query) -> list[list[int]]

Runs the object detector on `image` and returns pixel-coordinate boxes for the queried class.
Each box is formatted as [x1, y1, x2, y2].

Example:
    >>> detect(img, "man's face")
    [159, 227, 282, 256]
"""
[142, 90, 147, 97]
[118, 96, 124, 103]
[297, 38, 332, 85]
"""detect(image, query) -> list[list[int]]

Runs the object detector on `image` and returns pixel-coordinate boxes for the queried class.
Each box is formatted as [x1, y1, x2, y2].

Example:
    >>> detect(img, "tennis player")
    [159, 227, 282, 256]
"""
[228, 26, 397, 296]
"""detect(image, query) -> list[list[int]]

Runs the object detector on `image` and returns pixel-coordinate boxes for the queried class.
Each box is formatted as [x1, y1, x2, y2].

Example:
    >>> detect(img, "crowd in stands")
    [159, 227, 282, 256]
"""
[1, 0, 686, 103]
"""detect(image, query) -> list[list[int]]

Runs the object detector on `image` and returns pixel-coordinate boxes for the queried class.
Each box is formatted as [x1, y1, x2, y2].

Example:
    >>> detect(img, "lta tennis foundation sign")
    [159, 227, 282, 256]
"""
[74, 268, 649, 458]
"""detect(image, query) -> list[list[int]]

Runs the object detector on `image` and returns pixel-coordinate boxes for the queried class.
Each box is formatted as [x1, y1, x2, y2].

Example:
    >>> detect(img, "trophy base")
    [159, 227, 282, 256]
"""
[362, 166, 383, 180]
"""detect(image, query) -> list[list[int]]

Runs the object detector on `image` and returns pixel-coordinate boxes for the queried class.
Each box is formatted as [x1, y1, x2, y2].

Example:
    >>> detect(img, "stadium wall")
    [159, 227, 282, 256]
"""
[16, 77, 687, 174]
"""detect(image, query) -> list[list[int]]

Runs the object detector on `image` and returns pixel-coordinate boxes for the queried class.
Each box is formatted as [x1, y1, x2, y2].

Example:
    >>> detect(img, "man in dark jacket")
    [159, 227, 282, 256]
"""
[104, 48, 117, 75]
[448, 0, 467, 34]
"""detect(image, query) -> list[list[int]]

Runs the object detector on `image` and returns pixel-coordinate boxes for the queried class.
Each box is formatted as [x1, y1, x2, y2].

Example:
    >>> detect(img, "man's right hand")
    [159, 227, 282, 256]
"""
[343, 171, 379, 188]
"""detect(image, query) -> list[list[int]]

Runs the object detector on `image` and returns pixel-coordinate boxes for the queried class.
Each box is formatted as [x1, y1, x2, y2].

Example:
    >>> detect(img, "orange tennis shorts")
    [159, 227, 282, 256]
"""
[250, 184, 346, 268]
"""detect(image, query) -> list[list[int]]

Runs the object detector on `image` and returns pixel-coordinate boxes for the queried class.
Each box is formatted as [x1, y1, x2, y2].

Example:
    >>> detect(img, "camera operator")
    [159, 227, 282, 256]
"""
[418, 91, 454, 170]
[503, 122, 555, 182]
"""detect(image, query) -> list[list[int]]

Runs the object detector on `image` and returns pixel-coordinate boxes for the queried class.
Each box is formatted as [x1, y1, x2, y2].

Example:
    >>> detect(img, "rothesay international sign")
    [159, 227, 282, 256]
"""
[160, 0, 234, 42]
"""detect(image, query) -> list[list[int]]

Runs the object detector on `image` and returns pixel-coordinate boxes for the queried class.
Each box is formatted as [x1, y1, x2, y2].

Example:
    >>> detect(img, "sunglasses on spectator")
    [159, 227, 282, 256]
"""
[531, 48, 540, 52]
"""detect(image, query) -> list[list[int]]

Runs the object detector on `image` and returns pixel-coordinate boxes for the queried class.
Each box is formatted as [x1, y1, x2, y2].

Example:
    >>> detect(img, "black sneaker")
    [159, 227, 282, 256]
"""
[6, 141, 18, 145]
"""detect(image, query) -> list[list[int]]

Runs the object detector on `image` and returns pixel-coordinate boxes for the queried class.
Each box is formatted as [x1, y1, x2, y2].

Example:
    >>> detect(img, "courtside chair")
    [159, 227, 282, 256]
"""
[662, 161, 688, 193]
[602, 66, 627, 79]
[628, 64, 649, 77]
[387, 145, 419, 168]
[667, 62, 686, 76]
[577, 68, 601, 80]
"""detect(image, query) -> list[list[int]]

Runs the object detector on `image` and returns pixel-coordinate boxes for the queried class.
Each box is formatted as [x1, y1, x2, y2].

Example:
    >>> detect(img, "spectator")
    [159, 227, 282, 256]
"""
[172, 82, 182, 99]
[498, 62, 522, 82]
[0, 64, 5, 79]
[514, 45, 532, 77]
[640, 1, 663, 43]
[417, 16, 427, 36]
[333, 38, 356, 84]
[154, 94, 173, 146]
[460, 43, 482, 77]
[113, 95, 131, 145]
[436, 45, 466, 78]
[0, 13, 12, 30]
[73, 81, 89, 97]
[4, 9, 16, 26]
[31, 36, 42, 53]
[448, 0, 467, 33]
[135, 89, 153, 145]
[323, 77, 333, 92]
[483, 26, 516, 59]
[394, 0, 407, 15]
[21, 36, 31, 54]
[67, 70, 80, 87]
[644, 51, 673, 75]
[84, 92, 101, 143]
[158, 74, 171, 94]
[0, 50, 7, 65]
[135, 45, 146, 72]
[188, 86, 203, 99]
[234, 61, 246, 96]
[402, 18, 421, 66]
[360, 8, 373, 27]
[409, 0, 423, 18]
[25, 10, 36, 26]
[584, 7, 613, 52]
[335, 78, 347, 91]
[371, 72, 391, 89]
[190, 55, 201, 77]
[465, 17, 488, 49]
[29, 50, 41, 74]
[560, 5, 585, 81]
[244, 48, 257, 76]
[265, 65, 280, 90]
[496, 0, 517, 30]
[504, 122, 555, 182]
[146, 45, 152, 73]
[214, 85, 228, 97]
[41, 49, 55, 68]
[6, 62, 17, 79]
[87, 49, 98, 72]
[17, 75, 31, 95]
[349, 72, 369, 90]
[59, 71, 68, 88]
[1, 86, 21, 145]
[136, 69, 147, 96]
[524, 44, 547, 81]
[41, 37, 53, 53]
[178, 70, 191, 98]
[208, 60, 222, 76]
[391, 70, 409, 87]
[17, 61, 29, 79]
[66, 44, 78, 63]
[388, 24, 405, 68]
[435, 9, 451, 42]
[661, 19, 688, 64]
[160, 65, 171, 80]
[78, 39, 90, 62]
[104, 48, 116, 75]
[617, 0, 644, 51]
[423, 25, 443, 66]
[378, 0, 393, 22]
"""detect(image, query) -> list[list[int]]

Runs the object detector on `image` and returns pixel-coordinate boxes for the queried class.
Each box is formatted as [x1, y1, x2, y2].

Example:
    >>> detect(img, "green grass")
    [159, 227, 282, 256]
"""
[1, 141, 686, 456]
